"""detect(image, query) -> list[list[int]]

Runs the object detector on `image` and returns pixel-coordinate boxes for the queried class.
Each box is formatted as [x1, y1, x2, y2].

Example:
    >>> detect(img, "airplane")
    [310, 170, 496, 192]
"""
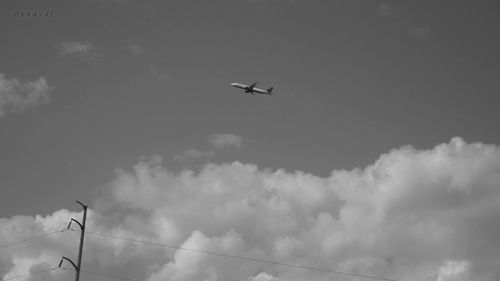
[231, 82, 274, 95]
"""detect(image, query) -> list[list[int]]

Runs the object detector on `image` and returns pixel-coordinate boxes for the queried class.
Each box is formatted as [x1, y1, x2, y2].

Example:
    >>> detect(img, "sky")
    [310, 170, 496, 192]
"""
[1, 0, 500, 280]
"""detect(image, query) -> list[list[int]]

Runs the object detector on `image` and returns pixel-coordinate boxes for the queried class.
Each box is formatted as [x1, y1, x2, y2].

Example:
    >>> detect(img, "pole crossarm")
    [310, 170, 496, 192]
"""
[58, 256, 78, 271]
[76, 201, 87, 209]
[67, 218, 83, 230]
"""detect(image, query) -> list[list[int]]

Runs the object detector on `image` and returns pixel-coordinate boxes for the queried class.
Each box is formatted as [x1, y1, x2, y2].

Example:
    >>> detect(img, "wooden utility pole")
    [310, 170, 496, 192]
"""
[59, 201, 87, 281]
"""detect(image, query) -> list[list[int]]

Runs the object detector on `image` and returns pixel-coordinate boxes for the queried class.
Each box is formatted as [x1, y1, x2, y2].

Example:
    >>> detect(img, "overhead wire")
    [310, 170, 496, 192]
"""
[0, 228, 399, 281]
[2, 267, 58, 281]
[1, 229, 66, 280]
[80, 269, 142, 281]
[85, 230, 399, 281]
[61, 266, 142, 281]
[0, 229, 66, 249]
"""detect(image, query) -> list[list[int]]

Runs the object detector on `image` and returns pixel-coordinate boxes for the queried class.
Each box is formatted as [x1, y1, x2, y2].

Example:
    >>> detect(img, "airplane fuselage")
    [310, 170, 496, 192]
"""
[231, 83, 250, 91]
[231, 82, 273, 95]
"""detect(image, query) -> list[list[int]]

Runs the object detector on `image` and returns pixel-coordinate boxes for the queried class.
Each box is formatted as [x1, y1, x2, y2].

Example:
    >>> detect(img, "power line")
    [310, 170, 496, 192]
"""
[3, 267, 58, 281]
[0, 229, 399, 281]
[81, 269, 142, 281]
[8, 265, 157, 281]
[85, 230, 399, 281]
[0, 229, 66, 249]
[62, 267, 142, 281]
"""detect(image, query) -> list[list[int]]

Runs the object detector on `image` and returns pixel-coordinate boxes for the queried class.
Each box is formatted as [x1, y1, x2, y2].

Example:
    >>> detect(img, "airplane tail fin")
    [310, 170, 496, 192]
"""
[266, 87, 274, 95]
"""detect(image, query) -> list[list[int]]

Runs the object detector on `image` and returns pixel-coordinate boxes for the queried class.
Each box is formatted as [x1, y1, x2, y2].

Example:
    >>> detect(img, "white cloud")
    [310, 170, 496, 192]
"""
[57, 41, 99, 62]
[149, 65, 170, 81]
[101, 0, 136, 3]
[249, 272, 279, 281]
[377, 3, 393, 16]
[208, 134, 243, 149]
[2, 137, 500, 281]
[412, 26, 430, 39]
[174, 149, 215, 162]
[174, 134, 243, 163]
[0, 74, 51, 117]
[437, 260, 470, 281]
[124, 44, 146, 55]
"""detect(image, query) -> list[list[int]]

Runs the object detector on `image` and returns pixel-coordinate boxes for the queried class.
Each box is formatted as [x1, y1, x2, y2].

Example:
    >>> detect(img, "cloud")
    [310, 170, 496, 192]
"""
[249, 272, 279, 281]
[208, 134, 243, 149]
[412, 26, 430, 39]
[149, 65, 170, 81]
[57, 41, 99, 62]
[100, 0, 136, 3]
[174, 134, 243, 163]
[124, 44, 146, 55]
[174, 149, 215, 162]
[0, 74, 51, 117]
[2, 137, 500, 281]
[377, 3, 393, 16]
[436, 260, 470, 281]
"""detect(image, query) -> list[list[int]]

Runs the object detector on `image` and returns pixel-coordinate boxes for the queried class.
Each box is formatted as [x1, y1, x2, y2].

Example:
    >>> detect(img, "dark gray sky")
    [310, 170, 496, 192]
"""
[1, 0, 500, 216]
[3, 0, 499, 217]
[1, 2, 500, 280]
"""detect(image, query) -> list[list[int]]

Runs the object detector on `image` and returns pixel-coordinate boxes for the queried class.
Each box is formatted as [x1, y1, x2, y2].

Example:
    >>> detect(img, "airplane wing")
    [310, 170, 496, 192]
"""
[253, 86, 273, 95]
[248, 82, 257, 90]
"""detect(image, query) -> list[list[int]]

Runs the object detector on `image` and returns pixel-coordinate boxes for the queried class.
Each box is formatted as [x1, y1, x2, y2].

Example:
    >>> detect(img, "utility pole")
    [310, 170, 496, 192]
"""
[59, 201, 87, 281]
